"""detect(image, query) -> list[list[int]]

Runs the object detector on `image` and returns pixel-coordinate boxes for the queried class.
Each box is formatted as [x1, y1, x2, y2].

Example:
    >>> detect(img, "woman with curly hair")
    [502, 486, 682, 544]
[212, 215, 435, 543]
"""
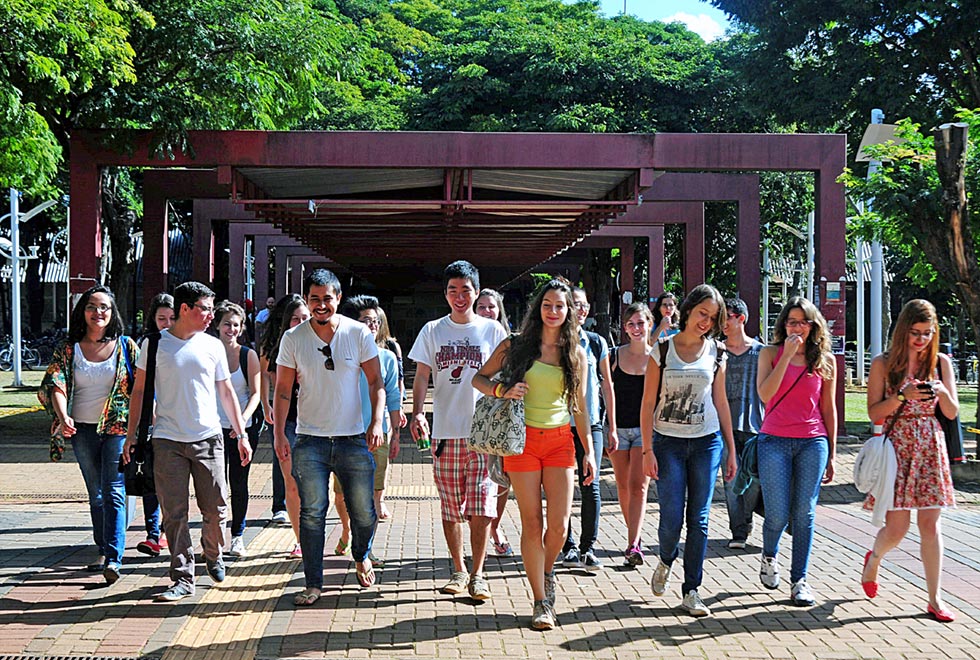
[860, 299, 959, 622]
[473, 279, 595, 631]
[756, 296, 837, 607]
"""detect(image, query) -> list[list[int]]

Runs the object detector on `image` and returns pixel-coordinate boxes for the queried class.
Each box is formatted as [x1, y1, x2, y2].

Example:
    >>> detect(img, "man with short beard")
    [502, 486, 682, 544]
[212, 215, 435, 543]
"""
[273, 269, 385, 606]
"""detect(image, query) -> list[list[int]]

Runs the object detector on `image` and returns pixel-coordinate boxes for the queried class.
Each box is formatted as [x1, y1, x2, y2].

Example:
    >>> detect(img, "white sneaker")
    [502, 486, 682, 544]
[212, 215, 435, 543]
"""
[651, 559, 673, 597]
[760, 554, 780, 589]
[791, 579, 815, 606]
[271, 510, 289, 525]
[228, 536, 247, 557]
[680, 589, 711, 617]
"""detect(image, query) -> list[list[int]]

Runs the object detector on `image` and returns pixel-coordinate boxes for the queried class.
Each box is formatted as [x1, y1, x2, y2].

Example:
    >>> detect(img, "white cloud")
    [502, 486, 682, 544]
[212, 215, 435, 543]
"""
[662, 12, 725, 41]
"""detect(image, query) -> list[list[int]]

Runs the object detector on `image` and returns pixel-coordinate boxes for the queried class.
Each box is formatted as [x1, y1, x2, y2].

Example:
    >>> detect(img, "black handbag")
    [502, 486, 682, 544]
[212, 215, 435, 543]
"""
[119, 332, 160, 496]
[936, 358, 965, 463]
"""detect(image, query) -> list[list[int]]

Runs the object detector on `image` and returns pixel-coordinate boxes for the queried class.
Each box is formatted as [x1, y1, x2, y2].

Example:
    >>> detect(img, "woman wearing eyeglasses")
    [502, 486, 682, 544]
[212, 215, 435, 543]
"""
[755, 296, 837, 607]
[860, 299, 958, 622]
[38, 286, 139, 584]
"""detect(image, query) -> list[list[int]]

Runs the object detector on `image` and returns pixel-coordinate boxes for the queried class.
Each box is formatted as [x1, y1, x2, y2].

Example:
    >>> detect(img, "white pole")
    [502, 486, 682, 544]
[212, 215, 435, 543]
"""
[806, 210, 815, 301]
[245, 238, 253, 302]
[856, 237, 866, 385]
[869, 108, 885, 358]
[762, 238, 770, 342]
[9, 188, 23, 386]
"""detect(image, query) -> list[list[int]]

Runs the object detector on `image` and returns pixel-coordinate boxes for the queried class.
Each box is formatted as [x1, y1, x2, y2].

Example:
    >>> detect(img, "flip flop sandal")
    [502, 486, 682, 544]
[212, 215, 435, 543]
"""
[356, 565, 376, 588]
[293, 589, 321, 606]
[334, 538, 350, 556]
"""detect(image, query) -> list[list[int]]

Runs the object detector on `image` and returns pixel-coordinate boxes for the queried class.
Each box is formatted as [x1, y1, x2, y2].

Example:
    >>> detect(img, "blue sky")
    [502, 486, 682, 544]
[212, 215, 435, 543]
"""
[589, 0, 732, 41]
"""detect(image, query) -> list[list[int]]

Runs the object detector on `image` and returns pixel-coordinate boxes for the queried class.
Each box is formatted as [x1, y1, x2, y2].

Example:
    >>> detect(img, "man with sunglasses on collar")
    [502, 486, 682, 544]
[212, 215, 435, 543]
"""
[273, 269, 386, 606]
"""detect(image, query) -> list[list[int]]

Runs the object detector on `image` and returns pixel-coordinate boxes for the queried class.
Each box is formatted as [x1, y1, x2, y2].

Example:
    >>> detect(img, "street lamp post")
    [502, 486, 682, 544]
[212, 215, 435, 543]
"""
[5, 189, 56, 386]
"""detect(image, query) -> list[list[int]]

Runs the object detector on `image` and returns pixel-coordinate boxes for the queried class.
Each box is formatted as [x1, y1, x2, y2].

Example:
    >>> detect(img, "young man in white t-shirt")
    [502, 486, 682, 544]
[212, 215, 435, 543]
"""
[273, 269, 385, 607]
[123, 281, 252, 603]
[409, 261, 507, 601]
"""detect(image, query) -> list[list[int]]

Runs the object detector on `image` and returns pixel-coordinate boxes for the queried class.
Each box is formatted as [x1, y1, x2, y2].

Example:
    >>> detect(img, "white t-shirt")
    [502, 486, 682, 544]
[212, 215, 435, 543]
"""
[71, 344, 117, 424]
[408, 315, 506, 439]
[652, 337, 722, 438]
[277, 316, 379, 437]
[139, 330, 229, 443]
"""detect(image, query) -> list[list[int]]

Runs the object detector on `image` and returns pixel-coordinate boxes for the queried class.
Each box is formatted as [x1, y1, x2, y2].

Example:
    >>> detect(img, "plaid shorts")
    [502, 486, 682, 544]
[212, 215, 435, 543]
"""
[432, 437, 498, 523]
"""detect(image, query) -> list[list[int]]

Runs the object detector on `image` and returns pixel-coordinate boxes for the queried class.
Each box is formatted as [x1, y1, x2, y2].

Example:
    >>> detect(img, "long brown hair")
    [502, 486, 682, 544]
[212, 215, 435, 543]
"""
[884, 299, 939, 393]
[771, 296, 834, 379]
[502, 279, 582, 411]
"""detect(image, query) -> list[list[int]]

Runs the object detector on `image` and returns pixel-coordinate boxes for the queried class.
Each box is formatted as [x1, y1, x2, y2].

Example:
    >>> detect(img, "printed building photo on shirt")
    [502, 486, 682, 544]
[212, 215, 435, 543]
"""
[658, 370, 708, 426]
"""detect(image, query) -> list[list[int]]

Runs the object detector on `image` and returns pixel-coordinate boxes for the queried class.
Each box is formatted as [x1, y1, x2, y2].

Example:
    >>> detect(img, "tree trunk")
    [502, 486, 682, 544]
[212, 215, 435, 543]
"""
[933, 123, 980, 432]
[585, 248, 614, 346]
[100, 169, 139, 332]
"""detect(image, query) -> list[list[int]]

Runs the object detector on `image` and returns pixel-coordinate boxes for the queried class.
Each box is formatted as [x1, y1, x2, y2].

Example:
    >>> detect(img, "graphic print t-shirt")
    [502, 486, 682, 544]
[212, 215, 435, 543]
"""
[652, 337, 722, 438]
[408, 315, 506, 439]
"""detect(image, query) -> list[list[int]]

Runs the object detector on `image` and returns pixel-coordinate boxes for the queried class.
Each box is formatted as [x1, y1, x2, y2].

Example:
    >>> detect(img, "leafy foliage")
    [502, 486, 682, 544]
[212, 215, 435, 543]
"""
[407, 0, 723, 132]
[711, 1, 980, 140]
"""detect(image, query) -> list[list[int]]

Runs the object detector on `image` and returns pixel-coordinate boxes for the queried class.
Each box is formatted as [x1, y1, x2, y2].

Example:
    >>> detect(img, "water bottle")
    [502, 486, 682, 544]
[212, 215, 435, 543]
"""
[417, 431, 431, 451]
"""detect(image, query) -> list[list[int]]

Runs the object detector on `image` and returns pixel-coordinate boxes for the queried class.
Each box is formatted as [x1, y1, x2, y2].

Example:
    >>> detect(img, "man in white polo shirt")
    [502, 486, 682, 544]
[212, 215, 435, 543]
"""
[273, 269, 385, 606]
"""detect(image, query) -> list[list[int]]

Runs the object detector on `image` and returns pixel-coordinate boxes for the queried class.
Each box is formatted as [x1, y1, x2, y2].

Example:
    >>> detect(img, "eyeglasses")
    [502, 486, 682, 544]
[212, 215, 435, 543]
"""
[573, 302, 590, 311]
[84, 304, 111, 314]
[785, 320, 813, 329]
[193, 303, 215, 315]
[360, 317, 381, 328]
[320, 344, 335, 370]
[909, 329, 934, 339]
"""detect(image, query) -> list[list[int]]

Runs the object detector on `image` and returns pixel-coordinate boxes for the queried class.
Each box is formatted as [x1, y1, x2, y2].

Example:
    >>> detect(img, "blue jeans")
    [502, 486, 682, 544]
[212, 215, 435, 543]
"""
[654, 431, 723, 594]
[224, 424, 260, 537]
[564, 425, 603, 554]
[71, 424, 127, 568]
[722, 431, 762, 541]
[292, 433, 377, 590]
[756, 433, 829, 583]
[142, 493, 161, 541]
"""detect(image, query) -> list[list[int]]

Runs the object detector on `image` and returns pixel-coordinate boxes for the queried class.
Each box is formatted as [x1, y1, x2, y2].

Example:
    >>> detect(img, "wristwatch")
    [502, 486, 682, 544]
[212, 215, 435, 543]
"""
[896, 392, 906, 403]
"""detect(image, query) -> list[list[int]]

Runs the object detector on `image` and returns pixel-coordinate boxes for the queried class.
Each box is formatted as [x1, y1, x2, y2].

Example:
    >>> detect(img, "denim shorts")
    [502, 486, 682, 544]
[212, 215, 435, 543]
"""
[612, 426, 644, 451]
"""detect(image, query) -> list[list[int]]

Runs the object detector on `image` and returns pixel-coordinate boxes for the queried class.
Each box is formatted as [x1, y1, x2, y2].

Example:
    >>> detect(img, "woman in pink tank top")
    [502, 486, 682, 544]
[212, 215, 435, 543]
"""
[755, 297, 837, 607]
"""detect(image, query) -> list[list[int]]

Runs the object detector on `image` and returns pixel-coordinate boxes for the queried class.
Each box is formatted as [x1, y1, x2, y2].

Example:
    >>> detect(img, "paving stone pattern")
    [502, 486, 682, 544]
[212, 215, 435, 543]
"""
[1, 435, 979, 659]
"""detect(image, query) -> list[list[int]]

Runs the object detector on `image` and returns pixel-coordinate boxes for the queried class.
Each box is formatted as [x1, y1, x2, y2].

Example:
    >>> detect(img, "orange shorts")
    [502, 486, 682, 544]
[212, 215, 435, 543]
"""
[504, 424, 576, 472]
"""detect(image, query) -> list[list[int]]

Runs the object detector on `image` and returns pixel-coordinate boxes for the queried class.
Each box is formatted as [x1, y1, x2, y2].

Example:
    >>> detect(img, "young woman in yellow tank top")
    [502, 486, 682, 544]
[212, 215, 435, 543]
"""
[473, 279, 596, 631]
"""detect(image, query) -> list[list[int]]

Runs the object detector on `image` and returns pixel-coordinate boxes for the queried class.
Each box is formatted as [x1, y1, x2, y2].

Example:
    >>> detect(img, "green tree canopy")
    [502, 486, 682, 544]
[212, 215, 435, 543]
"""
[710, 1, 980, 137]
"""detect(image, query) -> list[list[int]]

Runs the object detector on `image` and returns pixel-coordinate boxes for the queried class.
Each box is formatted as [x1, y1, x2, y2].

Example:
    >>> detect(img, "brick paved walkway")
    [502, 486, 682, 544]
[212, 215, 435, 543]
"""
[2, 431, 979, 659]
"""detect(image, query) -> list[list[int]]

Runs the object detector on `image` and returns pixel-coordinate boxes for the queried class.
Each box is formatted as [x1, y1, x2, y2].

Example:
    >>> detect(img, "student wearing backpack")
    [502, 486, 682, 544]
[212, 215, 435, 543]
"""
[212, 301, 264, 557]
[640, 284, 737, 617]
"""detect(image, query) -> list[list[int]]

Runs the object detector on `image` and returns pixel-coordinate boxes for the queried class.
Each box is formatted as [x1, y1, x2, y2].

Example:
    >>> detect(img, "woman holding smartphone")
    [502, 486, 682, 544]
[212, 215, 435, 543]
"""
[860, 299, 959, 622]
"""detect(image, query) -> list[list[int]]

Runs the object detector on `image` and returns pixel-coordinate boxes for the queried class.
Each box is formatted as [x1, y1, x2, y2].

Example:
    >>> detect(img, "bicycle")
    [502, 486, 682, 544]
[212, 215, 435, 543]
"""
[0, 336, 42, 371]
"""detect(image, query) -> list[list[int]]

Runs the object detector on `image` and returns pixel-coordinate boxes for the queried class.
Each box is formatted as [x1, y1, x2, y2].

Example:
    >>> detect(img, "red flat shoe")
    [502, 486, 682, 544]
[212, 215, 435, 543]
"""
[927, 603, 956, 622]
[861, 551, 878, 598]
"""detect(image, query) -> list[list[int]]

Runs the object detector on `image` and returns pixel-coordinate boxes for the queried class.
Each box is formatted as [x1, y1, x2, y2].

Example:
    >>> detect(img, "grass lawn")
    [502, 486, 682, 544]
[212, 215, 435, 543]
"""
[844, 384, 979, 439]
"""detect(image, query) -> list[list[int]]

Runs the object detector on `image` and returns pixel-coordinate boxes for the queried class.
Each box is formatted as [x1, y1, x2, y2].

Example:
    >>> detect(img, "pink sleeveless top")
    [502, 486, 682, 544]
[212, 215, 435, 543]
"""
[759, 346, 828, 438]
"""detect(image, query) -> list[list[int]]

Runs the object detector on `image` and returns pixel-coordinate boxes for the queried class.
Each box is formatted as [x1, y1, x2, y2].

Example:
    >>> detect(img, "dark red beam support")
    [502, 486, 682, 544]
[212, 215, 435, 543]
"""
[228, 222, 291, 305]
[141, 170, 230, 310]
[254, 234, 303, 302]
[68, 141, 101, 296]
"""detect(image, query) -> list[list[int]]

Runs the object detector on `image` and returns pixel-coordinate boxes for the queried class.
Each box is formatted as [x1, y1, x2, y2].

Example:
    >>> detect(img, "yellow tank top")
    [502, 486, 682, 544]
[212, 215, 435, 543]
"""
[523, 360, 570, 428]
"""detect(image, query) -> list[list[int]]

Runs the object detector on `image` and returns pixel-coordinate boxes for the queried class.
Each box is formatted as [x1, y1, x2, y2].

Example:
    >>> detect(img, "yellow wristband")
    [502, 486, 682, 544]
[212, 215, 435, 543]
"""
[494, 383, 504, 397]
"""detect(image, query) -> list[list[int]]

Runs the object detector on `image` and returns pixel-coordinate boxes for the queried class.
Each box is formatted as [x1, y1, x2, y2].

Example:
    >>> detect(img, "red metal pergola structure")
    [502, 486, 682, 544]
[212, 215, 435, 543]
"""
[69, 129, 848, 413]
[69, 130, 846, 332]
